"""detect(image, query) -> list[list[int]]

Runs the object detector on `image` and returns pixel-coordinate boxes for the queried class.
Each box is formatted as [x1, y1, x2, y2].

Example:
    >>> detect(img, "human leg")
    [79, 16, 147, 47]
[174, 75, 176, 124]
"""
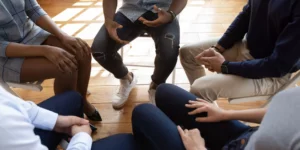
[132, 104, 185, 150]
[34, 91, 84, 150]
[146, 15, 180, 86]
[155, 84, 250, 149]
[91, 134, 139, 150]
[91, 12, 143, 109]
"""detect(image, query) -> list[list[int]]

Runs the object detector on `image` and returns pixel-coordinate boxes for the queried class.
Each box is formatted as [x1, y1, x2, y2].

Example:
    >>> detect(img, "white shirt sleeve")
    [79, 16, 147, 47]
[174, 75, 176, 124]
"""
[0, 87, 93, 150]
[1, 87, 58, 130]
[0, 105, 49, 150]
[67, 132, 93, 150]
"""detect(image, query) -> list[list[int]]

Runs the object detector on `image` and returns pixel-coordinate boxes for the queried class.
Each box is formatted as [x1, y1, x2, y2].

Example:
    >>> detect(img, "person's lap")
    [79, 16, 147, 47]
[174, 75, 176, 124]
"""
[34, 91, 84, 150]
[91, 11, 180, 83]
[180, 38, 290, 101]
[35, 91, 139, 150]
[154, 84, 250, 149]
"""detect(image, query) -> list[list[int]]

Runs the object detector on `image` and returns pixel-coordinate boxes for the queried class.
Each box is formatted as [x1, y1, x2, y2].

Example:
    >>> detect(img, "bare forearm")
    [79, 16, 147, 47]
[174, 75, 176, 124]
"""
[6, 43, 47, 58]
[168, 0, 188, 15]
[103, 0, 118, 21]
[224, 108, 267, 124]
[35, 15, 66, 39]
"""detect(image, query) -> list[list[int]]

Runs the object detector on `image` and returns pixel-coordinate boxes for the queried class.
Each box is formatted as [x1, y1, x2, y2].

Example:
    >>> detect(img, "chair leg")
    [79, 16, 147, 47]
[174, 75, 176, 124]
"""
[172, 69, 176, 84]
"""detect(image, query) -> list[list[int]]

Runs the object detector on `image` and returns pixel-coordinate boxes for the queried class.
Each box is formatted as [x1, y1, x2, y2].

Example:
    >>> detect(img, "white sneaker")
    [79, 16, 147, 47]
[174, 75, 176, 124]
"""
[148, 89, 156, 105]
[112, 73, 137, 109]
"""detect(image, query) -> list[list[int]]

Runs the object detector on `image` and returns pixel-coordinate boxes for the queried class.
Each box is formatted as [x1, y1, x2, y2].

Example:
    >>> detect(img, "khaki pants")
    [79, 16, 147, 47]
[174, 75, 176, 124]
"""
[180, 38, 290, 102]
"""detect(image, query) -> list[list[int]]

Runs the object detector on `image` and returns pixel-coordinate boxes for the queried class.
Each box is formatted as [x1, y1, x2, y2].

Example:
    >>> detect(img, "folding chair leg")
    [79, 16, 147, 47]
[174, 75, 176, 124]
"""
[172, 69, 176, 84]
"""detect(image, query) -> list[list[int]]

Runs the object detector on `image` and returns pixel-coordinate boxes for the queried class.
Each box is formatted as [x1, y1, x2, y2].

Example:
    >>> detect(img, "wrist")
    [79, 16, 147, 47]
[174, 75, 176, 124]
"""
[167, 10, 176, 22]
[56, 32, 68, 40]
[215, 44, 226, 53]
[223, 110, 233, 121]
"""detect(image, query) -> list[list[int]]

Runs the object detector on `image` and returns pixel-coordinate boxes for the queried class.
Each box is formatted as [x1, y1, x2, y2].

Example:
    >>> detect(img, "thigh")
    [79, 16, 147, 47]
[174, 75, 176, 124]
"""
[147, 18, 180, 54]
[191, 74, 257, 100]
[132, 104, 185, 150]
[92, 12, 144, 55]
[192, 73, 289, 101]
[20, 56, 69, 82]
[92, 134, 139, 150]
[34, 91, 84, 150]
[155, 84, 250, 149]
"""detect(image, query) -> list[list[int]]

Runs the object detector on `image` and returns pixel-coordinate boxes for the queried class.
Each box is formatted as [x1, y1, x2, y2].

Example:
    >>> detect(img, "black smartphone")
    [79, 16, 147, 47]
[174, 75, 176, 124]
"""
[90, 124, 97, 132]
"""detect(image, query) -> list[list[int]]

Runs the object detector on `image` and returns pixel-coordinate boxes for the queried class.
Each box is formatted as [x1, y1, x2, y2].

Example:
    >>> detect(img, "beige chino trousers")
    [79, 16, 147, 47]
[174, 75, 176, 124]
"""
[180, 38, 290, 102]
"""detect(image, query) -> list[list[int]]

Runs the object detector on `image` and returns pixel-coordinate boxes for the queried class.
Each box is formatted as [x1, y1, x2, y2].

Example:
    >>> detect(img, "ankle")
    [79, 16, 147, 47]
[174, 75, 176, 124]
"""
[122, 72, 133, 82]
[150, 82, 158, 90]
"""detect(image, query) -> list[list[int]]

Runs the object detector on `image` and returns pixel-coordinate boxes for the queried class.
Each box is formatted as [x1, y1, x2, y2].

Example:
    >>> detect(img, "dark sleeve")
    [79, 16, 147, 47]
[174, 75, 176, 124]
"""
[226, 2, 300, 79]
[217, 1, 251, 49]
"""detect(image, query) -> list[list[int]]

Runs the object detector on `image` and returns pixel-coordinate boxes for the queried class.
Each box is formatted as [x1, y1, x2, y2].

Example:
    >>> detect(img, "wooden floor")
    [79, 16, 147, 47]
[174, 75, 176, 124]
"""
[13, 0, 264, 140]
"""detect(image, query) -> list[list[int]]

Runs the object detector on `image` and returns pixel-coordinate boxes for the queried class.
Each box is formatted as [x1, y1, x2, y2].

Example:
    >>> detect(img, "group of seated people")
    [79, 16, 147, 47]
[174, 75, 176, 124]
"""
[1, 0, 300, 149]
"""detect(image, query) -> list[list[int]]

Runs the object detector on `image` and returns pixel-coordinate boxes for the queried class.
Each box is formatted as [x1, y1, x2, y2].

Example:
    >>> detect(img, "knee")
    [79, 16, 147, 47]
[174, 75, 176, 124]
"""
[64, 91, 84, 114]
[179, 45, 194, 61]
[132, 104, 155, 123]
[190, 78, 218, 101]
[155, 83, 173, 106]
[75, 51, 92, 65]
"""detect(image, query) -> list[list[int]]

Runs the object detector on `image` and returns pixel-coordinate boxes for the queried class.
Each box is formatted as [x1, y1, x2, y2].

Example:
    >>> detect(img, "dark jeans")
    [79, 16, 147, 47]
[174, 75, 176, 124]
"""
[34, 91, 139, 150]
[92, 11, 180, 84]
[132, 84, 251, 150]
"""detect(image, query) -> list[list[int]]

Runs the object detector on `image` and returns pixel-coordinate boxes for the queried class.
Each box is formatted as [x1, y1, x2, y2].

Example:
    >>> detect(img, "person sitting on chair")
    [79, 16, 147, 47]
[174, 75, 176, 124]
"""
[0, 0, 101, 121]
[131, 84, 300, 150]
[0, 87, 138, 150]
[91, 0, 187, 109]
[179, 0, 300, 102]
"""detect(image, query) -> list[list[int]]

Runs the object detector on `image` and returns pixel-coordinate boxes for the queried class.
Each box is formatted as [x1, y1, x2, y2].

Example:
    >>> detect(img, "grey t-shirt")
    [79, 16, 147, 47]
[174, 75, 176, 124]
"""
[245, 87, 300, 150]
[118, 0, 172, 22]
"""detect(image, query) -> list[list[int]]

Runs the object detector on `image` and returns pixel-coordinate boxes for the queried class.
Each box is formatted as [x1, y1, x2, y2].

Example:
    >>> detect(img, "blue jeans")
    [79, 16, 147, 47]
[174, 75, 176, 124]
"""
[34, 91, 138, 150]
[132, 84, 251, 150]
[91, 11, 180, 84]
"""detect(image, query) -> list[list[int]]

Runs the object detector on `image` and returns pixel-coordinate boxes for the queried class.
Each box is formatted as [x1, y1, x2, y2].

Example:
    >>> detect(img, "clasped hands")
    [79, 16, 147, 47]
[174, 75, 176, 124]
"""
[195, 47, 226, 73]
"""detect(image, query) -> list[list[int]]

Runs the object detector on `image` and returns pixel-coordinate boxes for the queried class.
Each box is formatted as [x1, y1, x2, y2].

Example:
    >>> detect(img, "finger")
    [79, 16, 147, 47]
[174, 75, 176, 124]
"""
[66, 44, 77, 54]
[69, 116, 89, 126]
[195, 49, 209, 59]
[208, 68, 215, 72]
[196, 98, 209, 103]
[190, 128, 200, 135]
[138, 17, 149, 23]
[184, 129, 189, 135]
[188, 107, 207, 115]
[200, 56, 214, 62]
[63, 51, 78, 66]
[63, 56, 77, 71]
[56, 61, 65, 73]
[76, 38, 90, 56]
[185, 103, 205, 109]
[110, 31, 130, 44]
[81, 39, 92, 54]
[60, 60, 73, 73]
[188, 100, 201, 104]
[153, 5, 161, 12]
[177, 126, 185, 137]
[203, 61, 210, 66]
[143, 20, 160, 27]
